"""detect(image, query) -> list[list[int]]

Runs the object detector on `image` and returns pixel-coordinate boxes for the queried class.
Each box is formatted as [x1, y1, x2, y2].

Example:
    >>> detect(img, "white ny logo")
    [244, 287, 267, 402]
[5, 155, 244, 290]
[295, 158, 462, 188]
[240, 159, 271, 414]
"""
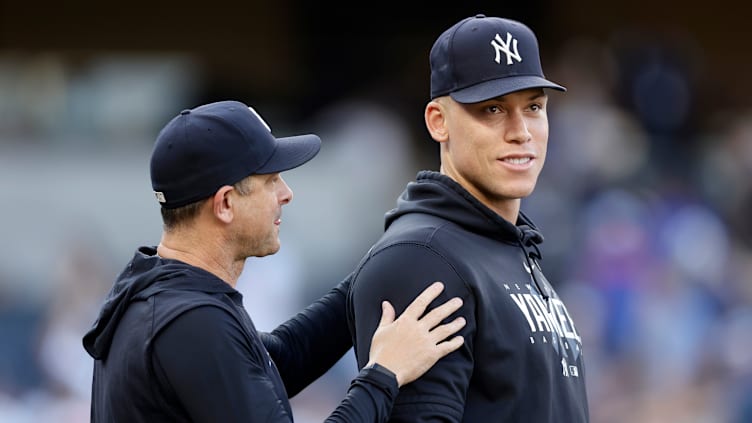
[491, 32, 523, 65]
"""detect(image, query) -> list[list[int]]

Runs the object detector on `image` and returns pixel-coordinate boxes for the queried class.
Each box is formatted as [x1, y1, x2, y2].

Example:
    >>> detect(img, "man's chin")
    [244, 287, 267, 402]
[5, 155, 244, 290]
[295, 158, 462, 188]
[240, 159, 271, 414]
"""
[499, 186, 536, 200]
[248, 243, 281, 259]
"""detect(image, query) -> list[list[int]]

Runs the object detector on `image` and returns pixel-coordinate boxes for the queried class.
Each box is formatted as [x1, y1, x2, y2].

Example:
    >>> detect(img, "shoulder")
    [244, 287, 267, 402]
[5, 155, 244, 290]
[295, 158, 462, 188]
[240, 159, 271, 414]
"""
[150, 290, 246, 341]
[348, 238, 472, 316]
[373, 213, 465, 259]
[154, 302, 265, 366]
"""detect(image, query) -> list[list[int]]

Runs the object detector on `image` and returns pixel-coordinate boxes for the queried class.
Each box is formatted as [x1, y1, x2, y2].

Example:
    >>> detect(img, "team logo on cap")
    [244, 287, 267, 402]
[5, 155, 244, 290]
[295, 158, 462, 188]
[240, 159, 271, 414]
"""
[154, 191, 166, 203]
[491, 32, 522, 65]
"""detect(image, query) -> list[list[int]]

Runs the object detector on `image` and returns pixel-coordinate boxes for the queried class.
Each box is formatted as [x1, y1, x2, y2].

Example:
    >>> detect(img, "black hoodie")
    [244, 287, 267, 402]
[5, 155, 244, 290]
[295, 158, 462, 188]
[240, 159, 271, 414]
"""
[83, 246, 399, 422]
[347, 171, 590, 422]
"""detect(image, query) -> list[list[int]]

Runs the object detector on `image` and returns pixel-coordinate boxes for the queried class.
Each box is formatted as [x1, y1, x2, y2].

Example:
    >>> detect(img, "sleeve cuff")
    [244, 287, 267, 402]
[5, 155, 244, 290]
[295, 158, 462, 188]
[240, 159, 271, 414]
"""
[360, 362, 399, 395]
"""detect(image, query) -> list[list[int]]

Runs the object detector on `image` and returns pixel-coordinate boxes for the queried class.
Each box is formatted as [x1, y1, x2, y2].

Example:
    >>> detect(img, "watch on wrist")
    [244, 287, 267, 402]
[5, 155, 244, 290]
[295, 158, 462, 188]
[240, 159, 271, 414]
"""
[365, 362, 396, 380]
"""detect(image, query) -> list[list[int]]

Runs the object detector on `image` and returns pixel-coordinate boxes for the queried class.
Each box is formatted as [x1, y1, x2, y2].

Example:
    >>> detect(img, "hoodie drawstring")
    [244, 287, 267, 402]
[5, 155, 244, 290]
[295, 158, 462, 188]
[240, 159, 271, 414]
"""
[518, 225, 550, 301]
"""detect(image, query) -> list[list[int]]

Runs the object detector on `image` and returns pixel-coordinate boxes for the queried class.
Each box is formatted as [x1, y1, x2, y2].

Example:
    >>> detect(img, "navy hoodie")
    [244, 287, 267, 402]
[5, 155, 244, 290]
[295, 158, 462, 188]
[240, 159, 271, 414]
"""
[347, 171, 590, 422]
[82, 246, 399, 422]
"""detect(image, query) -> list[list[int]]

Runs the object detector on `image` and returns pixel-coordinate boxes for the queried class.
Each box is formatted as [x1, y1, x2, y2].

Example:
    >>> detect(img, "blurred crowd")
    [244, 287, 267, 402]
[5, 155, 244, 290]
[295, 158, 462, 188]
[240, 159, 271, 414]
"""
[0, 28, 750, 423]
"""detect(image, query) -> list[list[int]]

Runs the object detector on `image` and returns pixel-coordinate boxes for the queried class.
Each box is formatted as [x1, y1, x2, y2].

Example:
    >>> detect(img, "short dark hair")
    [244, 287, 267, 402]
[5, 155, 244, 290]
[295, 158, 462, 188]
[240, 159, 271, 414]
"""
[160, 176, 254, 231]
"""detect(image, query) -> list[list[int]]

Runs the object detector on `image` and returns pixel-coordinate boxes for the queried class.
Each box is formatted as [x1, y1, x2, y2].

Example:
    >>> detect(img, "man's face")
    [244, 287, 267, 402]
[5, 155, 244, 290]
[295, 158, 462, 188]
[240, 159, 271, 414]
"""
[439, 88, 550, 213]
[232, 173, 292, 258]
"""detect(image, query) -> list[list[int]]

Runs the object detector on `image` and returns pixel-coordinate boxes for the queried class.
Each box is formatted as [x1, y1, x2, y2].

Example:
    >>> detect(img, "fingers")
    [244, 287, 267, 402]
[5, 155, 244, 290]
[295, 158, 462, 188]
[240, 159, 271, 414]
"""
[428, 316, 466, 343]
[400, 281, 446, 320]
[436, 334, 465, 355]
[396, 281, 464, 332]
[377, 301, 396, 328]
[420, 296, 463, 329]
[366, 283, 467, 388]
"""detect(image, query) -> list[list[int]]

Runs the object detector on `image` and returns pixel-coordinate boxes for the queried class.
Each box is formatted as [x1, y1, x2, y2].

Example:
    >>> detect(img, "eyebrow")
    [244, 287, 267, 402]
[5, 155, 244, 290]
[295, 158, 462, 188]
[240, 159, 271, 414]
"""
[526, 91, 548, 101]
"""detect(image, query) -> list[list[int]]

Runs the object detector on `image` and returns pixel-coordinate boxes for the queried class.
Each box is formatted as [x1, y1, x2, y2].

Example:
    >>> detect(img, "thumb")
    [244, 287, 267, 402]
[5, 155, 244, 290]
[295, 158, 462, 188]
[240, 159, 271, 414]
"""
[378, 300, 396, 327]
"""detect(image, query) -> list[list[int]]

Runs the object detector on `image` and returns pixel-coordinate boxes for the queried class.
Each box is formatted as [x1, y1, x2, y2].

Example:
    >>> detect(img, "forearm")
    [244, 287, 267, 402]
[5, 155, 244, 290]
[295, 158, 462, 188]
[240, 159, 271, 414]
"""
[325, 365, 399, 423]
[262, 276, 353, 396]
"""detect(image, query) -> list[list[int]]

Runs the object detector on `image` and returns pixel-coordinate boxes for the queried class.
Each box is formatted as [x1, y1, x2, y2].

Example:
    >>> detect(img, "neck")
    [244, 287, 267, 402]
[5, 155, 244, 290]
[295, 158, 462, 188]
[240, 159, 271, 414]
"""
[157, 232, 243, 288]
[437, 168, 521, 223]
[488, 200, 520, 224]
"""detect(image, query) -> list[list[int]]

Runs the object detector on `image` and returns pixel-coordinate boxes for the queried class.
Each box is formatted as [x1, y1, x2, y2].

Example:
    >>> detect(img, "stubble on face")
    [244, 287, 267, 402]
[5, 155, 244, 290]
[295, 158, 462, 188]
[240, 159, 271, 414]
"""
[231, 174, 284, 259]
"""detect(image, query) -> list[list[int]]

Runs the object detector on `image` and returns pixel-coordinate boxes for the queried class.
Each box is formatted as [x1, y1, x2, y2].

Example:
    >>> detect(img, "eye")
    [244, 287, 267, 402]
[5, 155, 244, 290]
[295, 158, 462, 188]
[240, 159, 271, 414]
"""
[529, 103, 544, 112]
[486, 105, 502, 114]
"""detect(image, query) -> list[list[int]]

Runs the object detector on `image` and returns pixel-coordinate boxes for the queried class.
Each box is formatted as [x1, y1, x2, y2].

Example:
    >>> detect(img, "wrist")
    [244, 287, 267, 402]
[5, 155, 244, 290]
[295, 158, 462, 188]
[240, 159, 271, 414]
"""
[364, 362, 399, 386]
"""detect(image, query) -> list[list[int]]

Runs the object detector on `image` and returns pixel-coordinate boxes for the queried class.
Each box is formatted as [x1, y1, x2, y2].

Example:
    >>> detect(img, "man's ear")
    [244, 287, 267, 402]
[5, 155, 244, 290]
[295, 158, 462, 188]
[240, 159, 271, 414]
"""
[212, 186, 235, 223]
[425, 100, 449, 143]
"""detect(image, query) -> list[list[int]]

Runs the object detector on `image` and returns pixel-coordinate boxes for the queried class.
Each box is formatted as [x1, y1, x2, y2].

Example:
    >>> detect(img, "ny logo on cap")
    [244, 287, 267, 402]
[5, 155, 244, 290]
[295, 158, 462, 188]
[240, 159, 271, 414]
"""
[491, 32, 522, 65]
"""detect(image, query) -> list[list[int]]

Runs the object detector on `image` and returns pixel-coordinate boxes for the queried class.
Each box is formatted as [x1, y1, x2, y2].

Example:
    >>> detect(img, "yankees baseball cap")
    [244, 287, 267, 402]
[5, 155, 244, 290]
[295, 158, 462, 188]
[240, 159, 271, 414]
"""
[150, 100, 321, 209]
[430, 14, 566, 103]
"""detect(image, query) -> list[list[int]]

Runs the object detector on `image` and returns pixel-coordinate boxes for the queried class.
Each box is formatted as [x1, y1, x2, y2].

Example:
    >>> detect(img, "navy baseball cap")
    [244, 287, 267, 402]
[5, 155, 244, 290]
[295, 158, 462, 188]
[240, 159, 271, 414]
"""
[430, 14, 566, 103]
[150, 100, 321, 209]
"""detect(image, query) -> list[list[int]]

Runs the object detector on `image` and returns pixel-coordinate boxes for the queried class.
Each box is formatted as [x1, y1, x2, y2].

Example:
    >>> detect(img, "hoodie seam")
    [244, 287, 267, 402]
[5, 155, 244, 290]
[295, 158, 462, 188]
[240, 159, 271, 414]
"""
[360, 240, 474, 297]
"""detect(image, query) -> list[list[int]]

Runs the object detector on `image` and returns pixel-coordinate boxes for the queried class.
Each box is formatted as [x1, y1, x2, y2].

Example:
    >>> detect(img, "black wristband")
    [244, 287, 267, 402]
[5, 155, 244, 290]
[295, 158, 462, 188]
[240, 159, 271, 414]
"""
[365, 362, 397, 381]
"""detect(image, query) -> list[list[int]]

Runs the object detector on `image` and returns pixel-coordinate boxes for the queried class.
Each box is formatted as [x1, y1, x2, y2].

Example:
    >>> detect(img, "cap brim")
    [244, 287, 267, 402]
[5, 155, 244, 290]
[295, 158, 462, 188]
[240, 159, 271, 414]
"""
[255, 134, 322, 174]
[450, 76, 566, 104]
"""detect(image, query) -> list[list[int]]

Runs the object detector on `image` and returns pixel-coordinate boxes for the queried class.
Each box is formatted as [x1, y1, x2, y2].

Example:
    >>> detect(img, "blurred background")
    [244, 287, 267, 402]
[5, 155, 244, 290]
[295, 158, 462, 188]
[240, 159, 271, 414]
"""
[1, 1, 751, 422]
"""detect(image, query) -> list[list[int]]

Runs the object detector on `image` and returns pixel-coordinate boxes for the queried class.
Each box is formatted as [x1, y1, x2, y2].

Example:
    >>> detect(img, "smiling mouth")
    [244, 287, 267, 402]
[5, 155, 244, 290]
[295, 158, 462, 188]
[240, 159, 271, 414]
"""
[502, 157, 532, 165]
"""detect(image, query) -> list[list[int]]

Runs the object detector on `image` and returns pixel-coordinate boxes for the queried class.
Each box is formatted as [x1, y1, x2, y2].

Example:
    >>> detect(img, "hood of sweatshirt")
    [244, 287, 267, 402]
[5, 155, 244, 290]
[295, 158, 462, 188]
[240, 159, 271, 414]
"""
[82, 246, 236, 360]
[385, 170, 549, 299]
[385, 171, 544, 248]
